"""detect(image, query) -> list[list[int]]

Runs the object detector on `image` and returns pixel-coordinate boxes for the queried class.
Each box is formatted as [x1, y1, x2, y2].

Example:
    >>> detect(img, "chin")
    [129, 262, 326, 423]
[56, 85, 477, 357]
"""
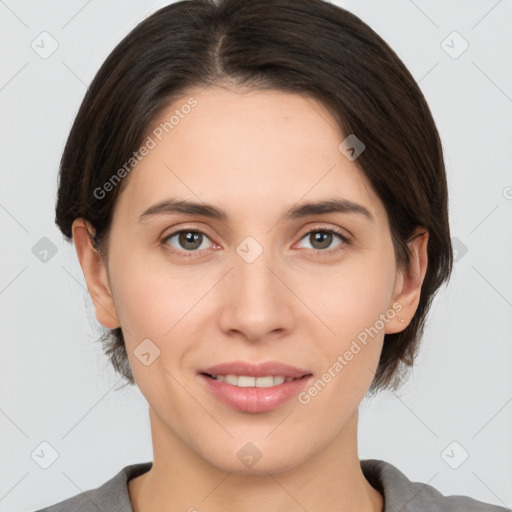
[201, 439, 310, 476]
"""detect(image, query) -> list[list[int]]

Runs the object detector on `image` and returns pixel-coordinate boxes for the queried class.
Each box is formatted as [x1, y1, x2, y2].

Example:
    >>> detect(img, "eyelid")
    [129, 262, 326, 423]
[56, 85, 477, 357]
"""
[300, 224, 351, 242]
[160, 222, 215, 241]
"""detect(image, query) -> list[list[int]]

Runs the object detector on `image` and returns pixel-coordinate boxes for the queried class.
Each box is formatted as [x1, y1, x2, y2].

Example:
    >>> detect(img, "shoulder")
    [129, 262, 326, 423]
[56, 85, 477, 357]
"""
[33, 461, 153, 512]
[360, 459, 510, 512]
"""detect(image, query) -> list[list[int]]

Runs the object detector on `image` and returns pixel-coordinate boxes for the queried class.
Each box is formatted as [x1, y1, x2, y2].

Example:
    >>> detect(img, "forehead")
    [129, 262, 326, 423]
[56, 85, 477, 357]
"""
[114, 85, 387, 227]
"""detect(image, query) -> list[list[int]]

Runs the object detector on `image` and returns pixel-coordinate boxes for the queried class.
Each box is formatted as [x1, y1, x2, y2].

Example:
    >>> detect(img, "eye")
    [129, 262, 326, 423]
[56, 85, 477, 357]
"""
[161, 225, 350, 257]
[162, 229, 214, 255]
[296, 226, 350, 255]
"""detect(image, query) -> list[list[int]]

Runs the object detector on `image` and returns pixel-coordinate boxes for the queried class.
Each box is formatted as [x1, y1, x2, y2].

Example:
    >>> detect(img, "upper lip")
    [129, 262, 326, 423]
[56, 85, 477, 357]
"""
[198, 361, 312, 379]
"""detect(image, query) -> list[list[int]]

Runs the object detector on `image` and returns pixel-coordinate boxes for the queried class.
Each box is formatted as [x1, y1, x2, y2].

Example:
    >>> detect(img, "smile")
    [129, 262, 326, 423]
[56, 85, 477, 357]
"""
[203, 374, 299, 387]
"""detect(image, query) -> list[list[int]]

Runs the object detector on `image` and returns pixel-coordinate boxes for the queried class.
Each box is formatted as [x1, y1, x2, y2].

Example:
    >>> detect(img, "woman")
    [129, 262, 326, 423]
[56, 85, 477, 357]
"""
[35, 0, 508, 510]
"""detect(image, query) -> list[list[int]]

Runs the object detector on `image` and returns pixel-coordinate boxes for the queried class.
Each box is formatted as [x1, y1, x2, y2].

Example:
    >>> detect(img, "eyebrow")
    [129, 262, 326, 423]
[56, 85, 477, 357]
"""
[138, 197, 374, 223]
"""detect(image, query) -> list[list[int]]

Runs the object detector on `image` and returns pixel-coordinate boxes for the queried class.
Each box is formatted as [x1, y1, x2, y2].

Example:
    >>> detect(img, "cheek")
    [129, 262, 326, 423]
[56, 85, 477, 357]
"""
[298, 247, 397, 395]
[109, 233, 396, 374]
[109, 263, 191, 397]
[112, 272, 168, 339]
[106, 246, 190, 355]
[107, 250, 217, 373]
[296, 248, 397, 342]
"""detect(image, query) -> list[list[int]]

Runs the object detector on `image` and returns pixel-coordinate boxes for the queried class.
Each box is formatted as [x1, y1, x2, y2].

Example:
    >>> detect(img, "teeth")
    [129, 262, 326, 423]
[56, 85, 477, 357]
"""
[211, 375, 295, 387]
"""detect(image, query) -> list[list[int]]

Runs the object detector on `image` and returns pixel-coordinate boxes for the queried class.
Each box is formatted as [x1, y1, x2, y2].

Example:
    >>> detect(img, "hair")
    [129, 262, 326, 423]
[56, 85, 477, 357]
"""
[55, 0, 453, 395]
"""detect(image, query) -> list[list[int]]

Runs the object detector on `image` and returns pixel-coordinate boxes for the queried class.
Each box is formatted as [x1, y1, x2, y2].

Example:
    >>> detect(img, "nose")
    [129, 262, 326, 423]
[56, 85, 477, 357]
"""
[218, 243, 296, 343]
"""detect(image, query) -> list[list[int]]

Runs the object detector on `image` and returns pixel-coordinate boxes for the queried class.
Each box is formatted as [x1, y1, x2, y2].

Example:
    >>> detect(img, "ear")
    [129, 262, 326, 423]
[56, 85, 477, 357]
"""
[385, 226, 429, 334]
[71, 219, 120, 329]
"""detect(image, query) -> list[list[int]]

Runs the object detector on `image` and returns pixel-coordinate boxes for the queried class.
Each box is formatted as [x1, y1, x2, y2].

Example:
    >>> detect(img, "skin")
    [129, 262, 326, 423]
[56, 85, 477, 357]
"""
[73, 85, 428, 512]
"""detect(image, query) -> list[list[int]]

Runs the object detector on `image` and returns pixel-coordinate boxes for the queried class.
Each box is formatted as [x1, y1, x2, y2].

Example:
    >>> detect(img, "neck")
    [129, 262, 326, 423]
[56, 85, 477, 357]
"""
[129, 408, 383, 512]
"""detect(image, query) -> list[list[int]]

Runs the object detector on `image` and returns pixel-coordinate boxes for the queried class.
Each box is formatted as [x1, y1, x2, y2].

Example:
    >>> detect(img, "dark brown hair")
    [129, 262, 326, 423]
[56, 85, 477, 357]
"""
[55, 0, 453, 394]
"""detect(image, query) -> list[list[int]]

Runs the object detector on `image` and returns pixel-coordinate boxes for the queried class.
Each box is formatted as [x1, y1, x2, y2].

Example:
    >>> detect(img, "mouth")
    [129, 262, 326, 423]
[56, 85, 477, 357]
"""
[200, 373, 309, 388]
[197, 361, 313, 413]
[197, 360, 312, 386]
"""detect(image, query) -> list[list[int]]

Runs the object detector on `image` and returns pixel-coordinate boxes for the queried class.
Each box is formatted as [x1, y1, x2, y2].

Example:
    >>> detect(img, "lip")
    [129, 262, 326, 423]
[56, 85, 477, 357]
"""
[197, 360, 313, 413]
[198, 360, 311, 379]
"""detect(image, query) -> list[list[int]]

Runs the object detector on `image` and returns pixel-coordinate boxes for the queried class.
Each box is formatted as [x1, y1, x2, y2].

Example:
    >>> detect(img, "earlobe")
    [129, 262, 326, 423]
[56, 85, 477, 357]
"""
[385, 227, 429, 334]
[71, 219, 121, 329]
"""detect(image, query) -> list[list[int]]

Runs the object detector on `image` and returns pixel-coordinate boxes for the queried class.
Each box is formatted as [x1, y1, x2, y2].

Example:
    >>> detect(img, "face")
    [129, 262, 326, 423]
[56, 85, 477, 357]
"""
[74, 85, 427, 474]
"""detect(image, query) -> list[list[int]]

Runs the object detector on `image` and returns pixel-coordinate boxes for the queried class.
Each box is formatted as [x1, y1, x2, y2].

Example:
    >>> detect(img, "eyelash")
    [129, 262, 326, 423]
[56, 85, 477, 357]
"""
[160, 225, 351, 258]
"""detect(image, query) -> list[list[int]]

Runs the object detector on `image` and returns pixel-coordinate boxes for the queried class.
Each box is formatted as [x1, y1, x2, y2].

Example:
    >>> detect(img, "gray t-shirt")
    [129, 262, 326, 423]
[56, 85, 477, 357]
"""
[34, 458, 510, 511]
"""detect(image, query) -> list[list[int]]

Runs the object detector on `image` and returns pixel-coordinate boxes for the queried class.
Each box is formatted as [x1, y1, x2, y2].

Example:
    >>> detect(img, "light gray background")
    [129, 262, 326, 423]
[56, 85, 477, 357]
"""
[1, 1, 511, 511]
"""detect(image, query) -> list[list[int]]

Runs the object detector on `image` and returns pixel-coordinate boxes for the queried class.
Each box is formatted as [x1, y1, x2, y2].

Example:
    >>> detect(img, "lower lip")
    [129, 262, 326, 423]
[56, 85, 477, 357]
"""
[198, 373, 312, 413]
